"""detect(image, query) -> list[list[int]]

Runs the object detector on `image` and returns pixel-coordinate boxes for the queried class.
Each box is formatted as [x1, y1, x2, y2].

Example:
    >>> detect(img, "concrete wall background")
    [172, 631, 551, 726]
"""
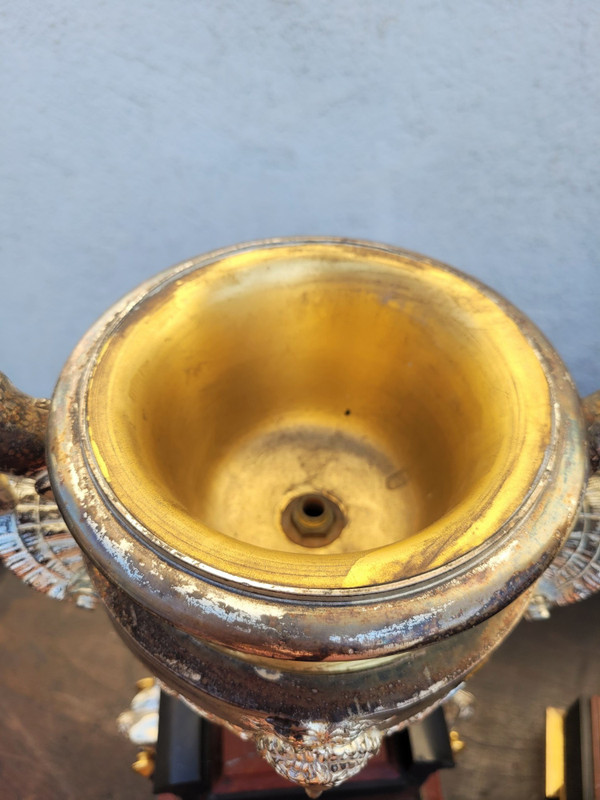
[1, 1, 598, 398]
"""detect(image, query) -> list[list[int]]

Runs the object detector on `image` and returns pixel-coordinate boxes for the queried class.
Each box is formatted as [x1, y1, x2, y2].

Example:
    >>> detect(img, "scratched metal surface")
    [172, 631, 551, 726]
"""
[1, 563, 600, 799]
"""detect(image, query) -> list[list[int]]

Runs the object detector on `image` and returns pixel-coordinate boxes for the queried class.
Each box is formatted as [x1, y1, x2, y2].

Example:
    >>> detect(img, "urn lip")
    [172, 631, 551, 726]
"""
[48, 238, 586, 659]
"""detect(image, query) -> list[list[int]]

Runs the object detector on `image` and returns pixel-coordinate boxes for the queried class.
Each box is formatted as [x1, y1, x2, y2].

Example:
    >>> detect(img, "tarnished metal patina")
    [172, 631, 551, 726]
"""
[0, 374, 96, 604]
[0, 238, 597, 795]
[526, 392, 600, 619]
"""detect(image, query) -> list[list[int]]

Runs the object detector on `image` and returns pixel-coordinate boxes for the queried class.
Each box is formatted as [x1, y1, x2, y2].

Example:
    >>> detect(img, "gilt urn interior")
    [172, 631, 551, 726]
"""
[83, 239, 554, 590]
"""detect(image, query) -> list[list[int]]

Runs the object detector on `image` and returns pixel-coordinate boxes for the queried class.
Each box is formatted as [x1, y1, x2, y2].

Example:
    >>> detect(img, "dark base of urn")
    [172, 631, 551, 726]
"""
[153, 693, 454, 800]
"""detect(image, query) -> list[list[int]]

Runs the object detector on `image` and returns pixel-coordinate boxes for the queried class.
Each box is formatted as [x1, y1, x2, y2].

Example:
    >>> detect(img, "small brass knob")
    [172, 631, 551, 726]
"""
[132, 749, 155, 778]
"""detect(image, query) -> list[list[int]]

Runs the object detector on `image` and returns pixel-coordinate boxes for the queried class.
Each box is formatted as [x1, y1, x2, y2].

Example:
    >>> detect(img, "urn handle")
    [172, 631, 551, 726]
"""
[0, 371, 96, 607]
[0, 371, 50, 479]
[583, 390, 600, 473]
[527, 390, 600, 618]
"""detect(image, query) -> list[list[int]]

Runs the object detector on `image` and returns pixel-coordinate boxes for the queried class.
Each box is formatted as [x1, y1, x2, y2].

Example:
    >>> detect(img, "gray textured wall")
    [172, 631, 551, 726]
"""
[1, 1, 598, 398]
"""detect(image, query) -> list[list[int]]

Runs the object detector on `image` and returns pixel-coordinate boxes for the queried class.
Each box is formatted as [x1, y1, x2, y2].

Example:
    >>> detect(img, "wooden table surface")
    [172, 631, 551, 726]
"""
[1, 566, 599, 800]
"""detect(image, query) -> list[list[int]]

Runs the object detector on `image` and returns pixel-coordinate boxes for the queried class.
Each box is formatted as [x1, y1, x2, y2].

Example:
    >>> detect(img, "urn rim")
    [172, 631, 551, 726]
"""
[48, 237, 586, 659]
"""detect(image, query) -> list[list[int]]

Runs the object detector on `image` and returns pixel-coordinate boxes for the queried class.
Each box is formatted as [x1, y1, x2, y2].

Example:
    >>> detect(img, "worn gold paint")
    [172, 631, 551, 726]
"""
[90, 438, 111, 483]
[86, 243, 551, 589]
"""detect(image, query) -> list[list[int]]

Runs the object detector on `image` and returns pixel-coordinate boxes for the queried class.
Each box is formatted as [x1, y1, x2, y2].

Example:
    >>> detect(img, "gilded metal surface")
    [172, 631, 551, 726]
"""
[84, 242, 554, 589]
[0, 238, 592, 792]
[49, 240, 585, 663]
[44, 238, 588, 791]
